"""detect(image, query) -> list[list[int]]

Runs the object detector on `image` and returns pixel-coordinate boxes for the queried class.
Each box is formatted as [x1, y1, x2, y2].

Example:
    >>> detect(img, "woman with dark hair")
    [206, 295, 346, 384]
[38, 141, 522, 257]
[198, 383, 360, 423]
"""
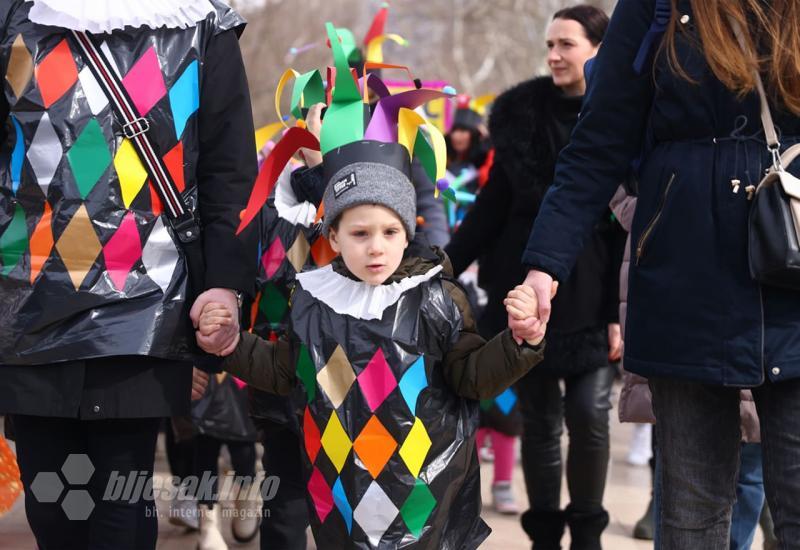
[514, 0, 800, 548]
[446, 5, 624, 549]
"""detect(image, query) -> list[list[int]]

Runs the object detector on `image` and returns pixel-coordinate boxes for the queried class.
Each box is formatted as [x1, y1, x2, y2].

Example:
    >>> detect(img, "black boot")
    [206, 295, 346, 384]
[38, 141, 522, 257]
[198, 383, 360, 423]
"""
[565, 505, 609, 550]
[633, 497, 654, 540]
[521, 509, 566, 550]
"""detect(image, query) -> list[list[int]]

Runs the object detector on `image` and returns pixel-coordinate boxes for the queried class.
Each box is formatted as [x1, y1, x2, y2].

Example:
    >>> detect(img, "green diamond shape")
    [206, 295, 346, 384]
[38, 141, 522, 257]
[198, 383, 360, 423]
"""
[259, 282, 288, 324]
[400, 479, 436, 538]
[0, 203, 28, 276]
[479, 399, 493, 411]
[296, 343, 317, 403]
[67, 118, 111, 199]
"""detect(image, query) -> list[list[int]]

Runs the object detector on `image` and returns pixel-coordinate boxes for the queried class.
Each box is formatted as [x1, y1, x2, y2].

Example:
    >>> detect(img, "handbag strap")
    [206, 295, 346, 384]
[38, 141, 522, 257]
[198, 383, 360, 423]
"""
[68, 30, 200, 244]
[729, 18, 783, 169]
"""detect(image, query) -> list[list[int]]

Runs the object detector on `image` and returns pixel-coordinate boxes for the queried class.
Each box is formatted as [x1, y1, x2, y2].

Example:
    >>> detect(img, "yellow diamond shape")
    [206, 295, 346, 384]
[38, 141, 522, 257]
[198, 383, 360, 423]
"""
[286, 232, 310, 273]
[399, 417, 432, 478]
[317, 345, 356, 409]
[55, 204, 102, 290]
[114, 138, 148, 209]
[320, 411, 352, 473]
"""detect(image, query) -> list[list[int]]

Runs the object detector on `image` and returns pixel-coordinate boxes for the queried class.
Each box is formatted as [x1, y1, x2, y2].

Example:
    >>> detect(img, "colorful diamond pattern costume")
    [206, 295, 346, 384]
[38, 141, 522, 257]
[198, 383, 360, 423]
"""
[0, 3, 243, 364]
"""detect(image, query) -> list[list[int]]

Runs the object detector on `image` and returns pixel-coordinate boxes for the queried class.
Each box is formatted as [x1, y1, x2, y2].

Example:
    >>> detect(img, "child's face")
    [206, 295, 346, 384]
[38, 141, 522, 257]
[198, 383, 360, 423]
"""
[328, 204, 409, 286]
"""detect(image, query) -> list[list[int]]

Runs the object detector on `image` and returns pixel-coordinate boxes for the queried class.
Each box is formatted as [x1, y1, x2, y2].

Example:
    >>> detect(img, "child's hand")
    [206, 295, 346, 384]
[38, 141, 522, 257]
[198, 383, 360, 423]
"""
[504, 285, 546, 346]
[198, 302, 234, 337]
[504, 285, 539, 321]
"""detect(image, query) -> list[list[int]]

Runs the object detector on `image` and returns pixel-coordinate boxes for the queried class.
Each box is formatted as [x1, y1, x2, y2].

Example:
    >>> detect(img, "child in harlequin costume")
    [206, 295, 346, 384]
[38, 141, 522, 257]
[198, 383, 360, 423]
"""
[201, 22, 546, 549]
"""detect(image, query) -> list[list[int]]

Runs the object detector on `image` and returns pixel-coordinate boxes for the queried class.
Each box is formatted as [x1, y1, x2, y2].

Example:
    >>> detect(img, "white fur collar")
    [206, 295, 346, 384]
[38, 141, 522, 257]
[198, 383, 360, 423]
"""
[27, 0, 216, 33]
[295, 264, 443, 321]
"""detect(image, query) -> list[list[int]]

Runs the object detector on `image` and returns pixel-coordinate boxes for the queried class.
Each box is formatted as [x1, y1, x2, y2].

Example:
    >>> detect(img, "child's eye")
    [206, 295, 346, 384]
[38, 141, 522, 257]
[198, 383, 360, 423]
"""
[352, 231, 368, 238]
[385, 228, 399, 236]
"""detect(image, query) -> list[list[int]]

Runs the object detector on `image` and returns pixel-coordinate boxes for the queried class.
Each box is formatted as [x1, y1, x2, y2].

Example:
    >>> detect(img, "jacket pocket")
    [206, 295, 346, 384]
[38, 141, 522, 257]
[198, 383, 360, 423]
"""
[635, 172, 677, 265]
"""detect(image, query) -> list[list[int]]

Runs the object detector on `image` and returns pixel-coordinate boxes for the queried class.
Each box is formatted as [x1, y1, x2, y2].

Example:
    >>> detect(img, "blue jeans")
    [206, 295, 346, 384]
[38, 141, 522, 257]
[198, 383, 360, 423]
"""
[650, 377, 800, 550]
[730, 443, 765, 550]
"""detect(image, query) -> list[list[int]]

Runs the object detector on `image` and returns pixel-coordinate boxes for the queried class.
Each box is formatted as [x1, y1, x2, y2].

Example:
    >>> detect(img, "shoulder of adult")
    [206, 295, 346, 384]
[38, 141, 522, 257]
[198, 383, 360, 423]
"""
[488, 76, 556, 139]
[207, 0, 246, 37]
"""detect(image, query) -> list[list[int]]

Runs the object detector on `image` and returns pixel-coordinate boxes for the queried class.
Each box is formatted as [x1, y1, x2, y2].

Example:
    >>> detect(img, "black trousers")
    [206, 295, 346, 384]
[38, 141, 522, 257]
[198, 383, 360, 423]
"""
[257, 419, 309, 550]
[517, 364, 615, 514]
[193, 433, 256, 507]
[11, 415, 161, 550]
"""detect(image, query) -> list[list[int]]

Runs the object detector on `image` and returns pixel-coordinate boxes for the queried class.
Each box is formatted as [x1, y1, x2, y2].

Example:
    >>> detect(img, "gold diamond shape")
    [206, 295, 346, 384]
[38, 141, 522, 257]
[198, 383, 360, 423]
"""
[6, 34, 33, 98]
[317, 345, 356, 409]
[320, 411, 352, 473]
[399, 417, 432, 478]
[113, 138, 148, 209]
[55, 204, 102, 290]
[286, 232, 311, 273]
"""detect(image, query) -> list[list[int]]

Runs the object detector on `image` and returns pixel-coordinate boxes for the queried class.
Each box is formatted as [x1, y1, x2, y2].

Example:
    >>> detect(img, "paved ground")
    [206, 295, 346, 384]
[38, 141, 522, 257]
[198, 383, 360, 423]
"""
[0, 384, 766, 549]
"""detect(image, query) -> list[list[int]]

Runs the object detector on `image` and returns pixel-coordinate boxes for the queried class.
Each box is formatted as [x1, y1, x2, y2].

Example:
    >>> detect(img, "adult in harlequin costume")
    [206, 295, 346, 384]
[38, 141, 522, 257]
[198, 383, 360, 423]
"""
[0, 1, 257, 547]
[202, 21, 545, 549]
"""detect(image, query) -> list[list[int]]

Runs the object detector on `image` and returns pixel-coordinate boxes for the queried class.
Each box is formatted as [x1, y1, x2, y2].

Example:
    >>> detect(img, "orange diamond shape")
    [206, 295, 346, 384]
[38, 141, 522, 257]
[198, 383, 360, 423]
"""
[353, 415, 397, 479]
[35, 38, 78, 108]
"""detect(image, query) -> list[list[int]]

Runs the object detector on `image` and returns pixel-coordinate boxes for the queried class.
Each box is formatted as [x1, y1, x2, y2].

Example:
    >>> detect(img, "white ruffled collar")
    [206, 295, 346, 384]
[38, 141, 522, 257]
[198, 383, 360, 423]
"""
[27, 0, 217, 33]
[295, 264, 444, 321]
[274, 166, 317, 228]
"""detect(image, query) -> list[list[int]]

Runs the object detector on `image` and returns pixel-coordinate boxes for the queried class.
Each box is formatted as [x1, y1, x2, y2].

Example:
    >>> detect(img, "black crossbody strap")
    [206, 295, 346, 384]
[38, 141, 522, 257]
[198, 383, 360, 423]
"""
[69, 30, 200, 243]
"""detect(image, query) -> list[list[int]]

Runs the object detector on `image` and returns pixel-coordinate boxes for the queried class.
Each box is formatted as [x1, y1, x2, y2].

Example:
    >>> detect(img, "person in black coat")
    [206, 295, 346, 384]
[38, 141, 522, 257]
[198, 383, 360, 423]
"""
[514, 0, 800, 548]
[0, 2, 257, 548]
[445, 6, 625, 549]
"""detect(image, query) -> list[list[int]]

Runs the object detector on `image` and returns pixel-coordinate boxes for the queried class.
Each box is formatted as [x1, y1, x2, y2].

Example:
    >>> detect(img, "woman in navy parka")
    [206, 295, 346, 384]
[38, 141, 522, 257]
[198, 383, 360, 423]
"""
[514, 0, 800, 547]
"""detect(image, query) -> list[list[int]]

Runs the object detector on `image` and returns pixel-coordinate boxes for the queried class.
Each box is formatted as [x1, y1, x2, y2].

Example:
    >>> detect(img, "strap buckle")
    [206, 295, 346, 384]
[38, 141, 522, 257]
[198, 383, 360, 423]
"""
[770, 143, 784, 172]
[122, 117, 150, 139]
[172, 213, 201, 244]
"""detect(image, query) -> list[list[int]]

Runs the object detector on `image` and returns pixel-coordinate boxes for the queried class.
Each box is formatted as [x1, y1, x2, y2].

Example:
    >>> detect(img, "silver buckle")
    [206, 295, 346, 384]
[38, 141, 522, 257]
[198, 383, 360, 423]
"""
[122, 117, 150, 139]
[770, 144, 784, 172]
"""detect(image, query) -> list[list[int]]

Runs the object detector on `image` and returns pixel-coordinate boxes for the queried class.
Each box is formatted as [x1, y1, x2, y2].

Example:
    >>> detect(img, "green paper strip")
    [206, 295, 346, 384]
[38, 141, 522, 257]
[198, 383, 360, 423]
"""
[335, 28, 359, 64]
[0, 203, 28, 276]
[296, 343, 317, 403]
[413, 129, 436, 183]
[290, 70, 325, 120]
[320, 22, 364, 154]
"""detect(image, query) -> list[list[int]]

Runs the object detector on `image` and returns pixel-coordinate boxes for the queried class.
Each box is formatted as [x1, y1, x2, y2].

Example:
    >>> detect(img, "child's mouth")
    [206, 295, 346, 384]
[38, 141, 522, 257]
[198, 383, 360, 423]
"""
[367, 264, 384, 272]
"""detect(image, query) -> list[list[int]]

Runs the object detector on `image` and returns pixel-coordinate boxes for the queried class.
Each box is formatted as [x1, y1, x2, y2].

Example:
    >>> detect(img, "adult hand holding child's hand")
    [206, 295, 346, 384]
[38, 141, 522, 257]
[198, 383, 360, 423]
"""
[190, 288, 240, 356]
[504, 285, 547, 346]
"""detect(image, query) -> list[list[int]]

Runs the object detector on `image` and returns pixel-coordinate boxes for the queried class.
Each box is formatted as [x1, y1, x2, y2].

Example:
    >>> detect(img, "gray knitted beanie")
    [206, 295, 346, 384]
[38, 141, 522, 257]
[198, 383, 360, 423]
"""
[321, 141, 417, 239]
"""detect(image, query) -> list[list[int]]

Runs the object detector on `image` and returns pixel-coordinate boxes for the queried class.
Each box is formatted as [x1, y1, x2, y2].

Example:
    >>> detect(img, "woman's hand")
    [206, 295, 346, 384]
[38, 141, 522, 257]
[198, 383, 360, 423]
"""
[608, 322, 622, 361]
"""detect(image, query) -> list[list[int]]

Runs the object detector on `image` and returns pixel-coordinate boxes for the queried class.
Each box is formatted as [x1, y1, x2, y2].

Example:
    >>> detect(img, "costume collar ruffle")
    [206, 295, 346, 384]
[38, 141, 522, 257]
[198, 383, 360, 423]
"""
[274, 166, 317, 228]
[27, 0, 217, 33]
[295, 264, 443, 321]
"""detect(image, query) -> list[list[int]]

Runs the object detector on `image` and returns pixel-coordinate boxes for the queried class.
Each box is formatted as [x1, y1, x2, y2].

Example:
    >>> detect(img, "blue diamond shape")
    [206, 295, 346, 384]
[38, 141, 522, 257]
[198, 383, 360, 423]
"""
[399, 356, 427, 416]
[494, 387, 517, 416]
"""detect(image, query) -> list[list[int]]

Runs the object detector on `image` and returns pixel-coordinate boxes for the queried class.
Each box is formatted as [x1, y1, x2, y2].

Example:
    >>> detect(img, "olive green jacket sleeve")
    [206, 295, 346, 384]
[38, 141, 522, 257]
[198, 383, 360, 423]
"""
[221, 331, 295, 396]
[442, 281, 545, 400]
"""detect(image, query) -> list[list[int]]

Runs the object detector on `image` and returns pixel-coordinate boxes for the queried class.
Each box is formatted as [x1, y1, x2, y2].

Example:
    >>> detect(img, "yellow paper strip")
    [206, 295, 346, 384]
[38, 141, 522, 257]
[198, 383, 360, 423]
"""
[275, 68, 299, 128]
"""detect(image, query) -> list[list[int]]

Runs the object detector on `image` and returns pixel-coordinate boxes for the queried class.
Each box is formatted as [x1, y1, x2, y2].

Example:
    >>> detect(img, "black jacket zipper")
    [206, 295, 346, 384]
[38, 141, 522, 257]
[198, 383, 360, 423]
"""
[636, 172, 677, 265]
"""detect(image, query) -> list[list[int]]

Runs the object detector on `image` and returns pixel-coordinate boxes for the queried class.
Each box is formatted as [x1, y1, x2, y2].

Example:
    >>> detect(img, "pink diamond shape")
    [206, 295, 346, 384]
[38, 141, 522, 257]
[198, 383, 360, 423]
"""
[122, 47, 167, 116]
[358, 349, 398, 412]
[308, 467, 334, 523]
[103, 212, 142, 291]
[261, 237, 286, 279]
